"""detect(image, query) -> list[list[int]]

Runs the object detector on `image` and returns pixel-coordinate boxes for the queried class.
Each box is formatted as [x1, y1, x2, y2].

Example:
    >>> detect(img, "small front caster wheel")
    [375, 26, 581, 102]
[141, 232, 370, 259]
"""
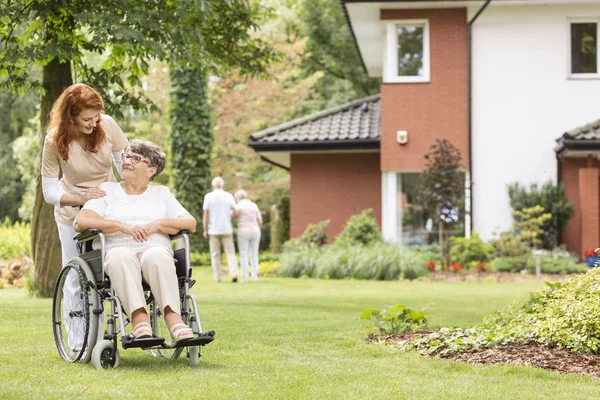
[91, 340, 120, 369]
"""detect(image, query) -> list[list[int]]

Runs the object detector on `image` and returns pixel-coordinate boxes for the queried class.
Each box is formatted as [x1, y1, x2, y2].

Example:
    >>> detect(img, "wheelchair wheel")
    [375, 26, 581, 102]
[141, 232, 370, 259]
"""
[91, 340, 120, 369]
[52, 258, 100, 363]
[147, 300, 183, 359]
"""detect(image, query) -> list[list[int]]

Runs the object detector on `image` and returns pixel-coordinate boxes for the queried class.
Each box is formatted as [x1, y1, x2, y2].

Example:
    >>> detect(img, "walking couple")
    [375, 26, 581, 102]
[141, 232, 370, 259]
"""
[202, 177, 262, 282]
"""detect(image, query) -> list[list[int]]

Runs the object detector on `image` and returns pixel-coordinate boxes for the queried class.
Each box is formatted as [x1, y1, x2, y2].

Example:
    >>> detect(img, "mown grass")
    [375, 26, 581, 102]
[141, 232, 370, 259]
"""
[1, 269, 599, 399]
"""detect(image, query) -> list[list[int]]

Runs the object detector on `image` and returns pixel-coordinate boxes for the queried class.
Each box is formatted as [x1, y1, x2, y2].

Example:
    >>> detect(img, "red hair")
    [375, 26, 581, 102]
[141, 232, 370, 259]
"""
[46, 83, 106, 161]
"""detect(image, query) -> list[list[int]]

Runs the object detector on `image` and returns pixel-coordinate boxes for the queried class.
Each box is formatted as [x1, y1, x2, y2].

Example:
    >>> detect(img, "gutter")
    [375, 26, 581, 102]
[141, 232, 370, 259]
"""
[259, 155, 290, 171]
[339, 0, 369, 75]
[467, 0, 491, 234]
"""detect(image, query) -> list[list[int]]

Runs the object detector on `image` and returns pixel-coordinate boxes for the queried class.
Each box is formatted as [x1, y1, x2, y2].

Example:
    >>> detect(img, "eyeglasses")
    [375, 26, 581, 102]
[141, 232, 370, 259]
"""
[121, 152, 149, 165]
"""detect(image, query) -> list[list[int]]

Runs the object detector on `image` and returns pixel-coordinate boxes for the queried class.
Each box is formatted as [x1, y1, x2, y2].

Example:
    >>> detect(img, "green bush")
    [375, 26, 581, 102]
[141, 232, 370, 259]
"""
[489, 256, 529, 272]
[449, 232, 494, 269]
[270, 195, 290, 253]
[360, 304, 427, 334]
[333, 209, 382, 248]
[0, 220, 31, 261]
[398, 272, 600, 356]
[490, 252, 587, 275]
[489, 231, 530, 258]
[278, 245, 322, 278]
[278, 243, 428, 281]
[259, 252, 280, 263]
[189, 252, 211, 266]
[299, 219, 330, 246]
[507, 181, 574, 249]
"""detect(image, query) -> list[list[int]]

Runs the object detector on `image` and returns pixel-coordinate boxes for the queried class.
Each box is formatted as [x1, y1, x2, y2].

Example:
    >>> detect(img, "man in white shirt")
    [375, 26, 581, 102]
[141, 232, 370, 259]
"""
[203, 177, 239, 282]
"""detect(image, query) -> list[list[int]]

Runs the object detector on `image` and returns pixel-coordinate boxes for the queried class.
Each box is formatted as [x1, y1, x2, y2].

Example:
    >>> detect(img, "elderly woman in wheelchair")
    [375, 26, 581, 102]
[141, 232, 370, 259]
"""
[53, 139, 214, 368]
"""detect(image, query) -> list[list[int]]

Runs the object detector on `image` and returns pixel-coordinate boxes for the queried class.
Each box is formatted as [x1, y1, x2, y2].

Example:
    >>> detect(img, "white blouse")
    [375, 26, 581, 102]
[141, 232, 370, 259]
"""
[82, 182, 190, 255]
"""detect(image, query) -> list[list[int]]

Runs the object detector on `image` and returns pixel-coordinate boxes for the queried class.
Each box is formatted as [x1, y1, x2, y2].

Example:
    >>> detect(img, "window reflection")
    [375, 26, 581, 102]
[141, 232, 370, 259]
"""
[396, 25, 424, 77]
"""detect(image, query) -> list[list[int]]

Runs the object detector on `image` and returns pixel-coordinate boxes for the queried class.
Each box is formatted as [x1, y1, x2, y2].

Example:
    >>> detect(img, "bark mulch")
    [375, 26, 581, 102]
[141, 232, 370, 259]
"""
[368, 333, 600, 379]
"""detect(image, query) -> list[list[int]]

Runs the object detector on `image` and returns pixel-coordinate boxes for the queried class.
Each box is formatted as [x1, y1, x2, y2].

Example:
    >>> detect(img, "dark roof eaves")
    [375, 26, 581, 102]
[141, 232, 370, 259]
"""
[248, 138, 380, 152]
[555, 139, 600, 155]
[250, 94, 381, 140]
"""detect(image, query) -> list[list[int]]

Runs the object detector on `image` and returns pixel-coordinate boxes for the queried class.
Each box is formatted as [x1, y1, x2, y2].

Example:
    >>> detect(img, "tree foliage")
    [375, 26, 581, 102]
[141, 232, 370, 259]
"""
[507, 181, 574, 249]
[276, 0, 380, 111]
[169, 65, 212, 251]
[1, 0, 277, 296]
[417, 138, 465, 225]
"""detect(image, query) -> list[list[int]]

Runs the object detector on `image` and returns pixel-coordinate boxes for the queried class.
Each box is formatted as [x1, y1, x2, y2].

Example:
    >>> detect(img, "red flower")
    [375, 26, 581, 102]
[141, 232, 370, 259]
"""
[584, 249, 597, 258]
[426, 261, 436, 271]
[450, 262, 463, 272]
[476, 263, 486, 271]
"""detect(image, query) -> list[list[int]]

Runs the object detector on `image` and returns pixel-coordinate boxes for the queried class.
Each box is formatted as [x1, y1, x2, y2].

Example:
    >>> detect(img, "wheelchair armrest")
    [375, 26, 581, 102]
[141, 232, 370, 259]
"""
[73, 228, 102, 243]
[169, 230, 189, 240]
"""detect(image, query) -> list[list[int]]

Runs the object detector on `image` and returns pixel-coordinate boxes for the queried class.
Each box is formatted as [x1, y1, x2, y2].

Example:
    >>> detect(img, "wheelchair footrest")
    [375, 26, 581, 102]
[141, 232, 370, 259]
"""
[167, 330, 216, 348]
[122, 335, 166, 349]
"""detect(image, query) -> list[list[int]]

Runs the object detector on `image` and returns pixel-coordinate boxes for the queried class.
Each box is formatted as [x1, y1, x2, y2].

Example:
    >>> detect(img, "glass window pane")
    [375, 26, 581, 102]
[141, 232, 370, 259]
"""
[396, 172, 466, 246]
[571, 23, 597, 74]
[396, 25, 424, 77]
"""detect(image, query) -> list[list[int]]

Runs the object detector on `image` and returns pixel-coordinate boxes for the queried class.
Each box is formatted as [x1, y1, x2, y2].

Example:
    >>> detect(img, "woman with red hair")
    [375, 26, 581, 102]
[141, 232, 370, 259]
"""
[41, 83, 128, 354]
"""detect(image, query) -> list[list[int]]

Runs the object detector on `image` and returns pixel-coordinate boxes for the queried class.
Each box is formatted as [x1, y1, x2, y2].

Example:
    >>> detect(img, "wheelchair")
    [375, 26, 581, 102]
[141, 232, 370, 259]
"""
[52, 229, 215, 369]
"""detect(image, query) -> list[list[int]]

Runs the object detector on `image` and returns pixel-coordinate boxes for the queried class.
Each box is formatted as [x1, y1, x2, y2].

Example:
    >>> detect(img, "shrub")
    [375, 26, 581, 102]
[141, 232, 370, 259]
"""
[360, 304, 427, 334]
[259, 252, 280, 263]
[489, 231, 530, 258]
[278, 242, 428, 281]
[258, 261, 280, 277]
[449, 232, 494, 269]
[299, 219, 330, 246]
[489, 256, 529, 273]
[189, 252, 211, 266]
[278, 245, 322, 278]
[270, 195, 290, 253]
[508, 181, 574, 249]
[333, 209, 383, 248]
[0, 220, 31, 262]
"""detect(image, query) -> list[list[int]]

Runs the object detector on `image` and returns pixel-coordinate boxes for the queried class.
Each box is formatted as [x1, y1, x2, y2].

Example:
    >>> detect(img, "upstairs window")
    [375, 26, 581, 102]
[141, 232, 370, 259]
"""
[569, 20, 599, 78]
[385, 20, 430, 83]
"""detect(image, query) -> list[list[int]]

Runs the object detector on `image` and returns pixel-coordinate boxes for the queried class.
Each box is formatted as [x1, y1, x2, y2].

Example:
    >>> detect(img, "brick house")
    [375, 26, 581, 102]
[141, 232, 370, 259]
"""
[249, 0, 600, 256]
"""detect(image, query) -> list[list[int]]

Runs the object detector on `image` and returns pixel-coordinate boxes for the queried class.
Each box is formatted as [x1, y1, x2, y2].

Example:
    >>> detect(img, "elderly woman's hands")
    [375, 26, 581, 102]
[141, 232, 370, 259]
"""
[119, 222, 148, 242]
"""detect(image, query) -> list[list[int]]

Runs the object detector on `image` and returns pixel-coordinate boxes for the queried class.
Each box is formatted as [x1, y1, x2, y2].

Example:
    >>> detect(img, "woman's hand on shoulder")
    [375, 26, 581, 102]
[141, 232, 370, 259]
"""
[85, 186, 107, 202]
[118, 222, 148, 242]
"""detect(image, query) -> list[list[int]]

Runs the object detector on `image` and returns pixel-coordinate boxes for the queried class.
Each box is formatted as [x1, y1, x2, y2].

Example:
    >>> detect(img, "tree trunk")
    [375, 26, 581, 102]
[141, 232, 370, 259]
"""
[31, 57, 73, 296]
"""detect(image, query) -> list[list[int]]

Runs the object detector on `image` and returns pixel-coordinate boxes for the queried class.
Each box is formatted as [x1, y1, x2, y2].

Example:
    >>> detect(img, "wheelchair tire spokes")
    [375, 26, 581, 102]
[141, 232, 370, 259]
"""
[52, 258, 100, 364]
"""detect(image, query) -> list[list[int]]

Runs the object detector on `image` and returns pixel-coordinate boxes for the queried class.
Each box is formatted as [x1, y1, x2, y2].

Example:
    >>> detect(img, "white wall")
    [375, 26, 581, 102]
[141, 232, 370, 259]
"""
[470, 3, 600, 241]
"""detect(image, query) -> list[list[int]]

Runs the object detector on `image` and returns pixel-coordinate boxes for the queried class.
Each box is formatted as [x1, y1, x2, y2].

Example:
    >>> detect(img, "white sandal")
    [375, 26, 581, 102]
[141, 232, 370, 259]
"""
[132, 322, 153, 338]
[169, 323, 193, 345]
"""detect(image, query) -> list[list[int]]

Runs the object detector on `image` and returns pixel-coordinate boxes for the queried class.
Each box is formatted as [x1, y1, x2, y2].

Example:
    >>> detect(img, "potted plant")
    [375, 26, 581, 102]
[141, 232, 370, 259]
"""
[584, 249, 600, 268]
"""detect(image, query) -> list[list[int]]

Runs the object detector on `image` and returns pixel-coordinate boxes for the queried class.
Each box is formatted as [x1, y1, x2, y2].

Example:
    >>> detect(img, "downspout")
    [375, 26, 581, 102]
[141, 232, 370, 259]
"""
[468, 0, 492, 235]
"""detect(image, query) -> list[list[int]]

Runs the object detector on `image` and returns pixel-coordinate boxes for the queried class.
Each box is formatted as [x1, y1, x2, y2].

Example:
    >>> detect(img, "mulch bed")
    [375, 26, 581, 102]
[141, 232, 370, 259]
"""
[368, 333, 600, 378]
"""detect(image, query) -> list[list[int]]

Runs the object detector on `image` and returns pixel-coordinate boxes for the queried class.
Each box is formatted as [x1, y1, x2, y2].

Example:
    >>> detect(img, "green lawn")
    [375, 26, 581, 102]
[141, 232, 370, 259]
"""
[1, 269, 599, 399]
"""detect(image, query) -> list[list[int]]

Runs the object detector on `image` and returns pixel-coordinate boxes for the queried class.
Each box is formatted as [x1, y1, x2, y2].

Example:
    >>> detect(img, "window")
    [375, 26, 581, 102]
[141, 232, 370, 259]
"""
[395, 172, 465, 246]
[569, 20, 599, 78]
[385, 20, 430, 83]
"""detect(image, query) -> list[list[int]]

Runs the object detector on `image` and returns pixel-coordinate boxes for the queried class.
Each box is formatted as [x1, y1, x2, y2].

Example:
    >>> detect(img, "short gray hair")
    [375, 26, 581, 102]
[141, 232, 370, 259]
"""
[212, 176, 224, 188]
[126, 139, 166, 180]
[234, 189, 248, 201]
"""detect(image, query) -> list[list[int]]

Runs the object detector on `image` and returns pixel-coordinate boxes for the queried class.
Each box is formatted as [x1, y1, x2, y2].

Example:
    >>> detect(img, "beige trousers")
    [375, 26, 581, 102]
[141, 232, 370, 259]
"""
[104, 247, 180, 317]
[209, 234, 238, 281]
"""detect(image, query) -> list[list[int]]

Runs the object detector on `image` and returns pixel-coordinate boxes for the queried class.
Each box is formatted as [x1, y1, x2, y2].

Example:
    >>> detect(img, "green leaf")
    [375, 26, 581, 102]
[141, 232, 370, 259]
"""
[359, 309, 379, 320]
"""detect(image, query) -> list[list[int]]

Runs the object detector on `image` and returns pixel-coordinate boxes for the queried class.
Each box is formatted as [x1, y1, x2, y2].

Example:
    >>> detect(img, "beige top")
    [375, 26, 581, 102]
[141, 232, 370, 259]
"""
[41, 114, 128, 224]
